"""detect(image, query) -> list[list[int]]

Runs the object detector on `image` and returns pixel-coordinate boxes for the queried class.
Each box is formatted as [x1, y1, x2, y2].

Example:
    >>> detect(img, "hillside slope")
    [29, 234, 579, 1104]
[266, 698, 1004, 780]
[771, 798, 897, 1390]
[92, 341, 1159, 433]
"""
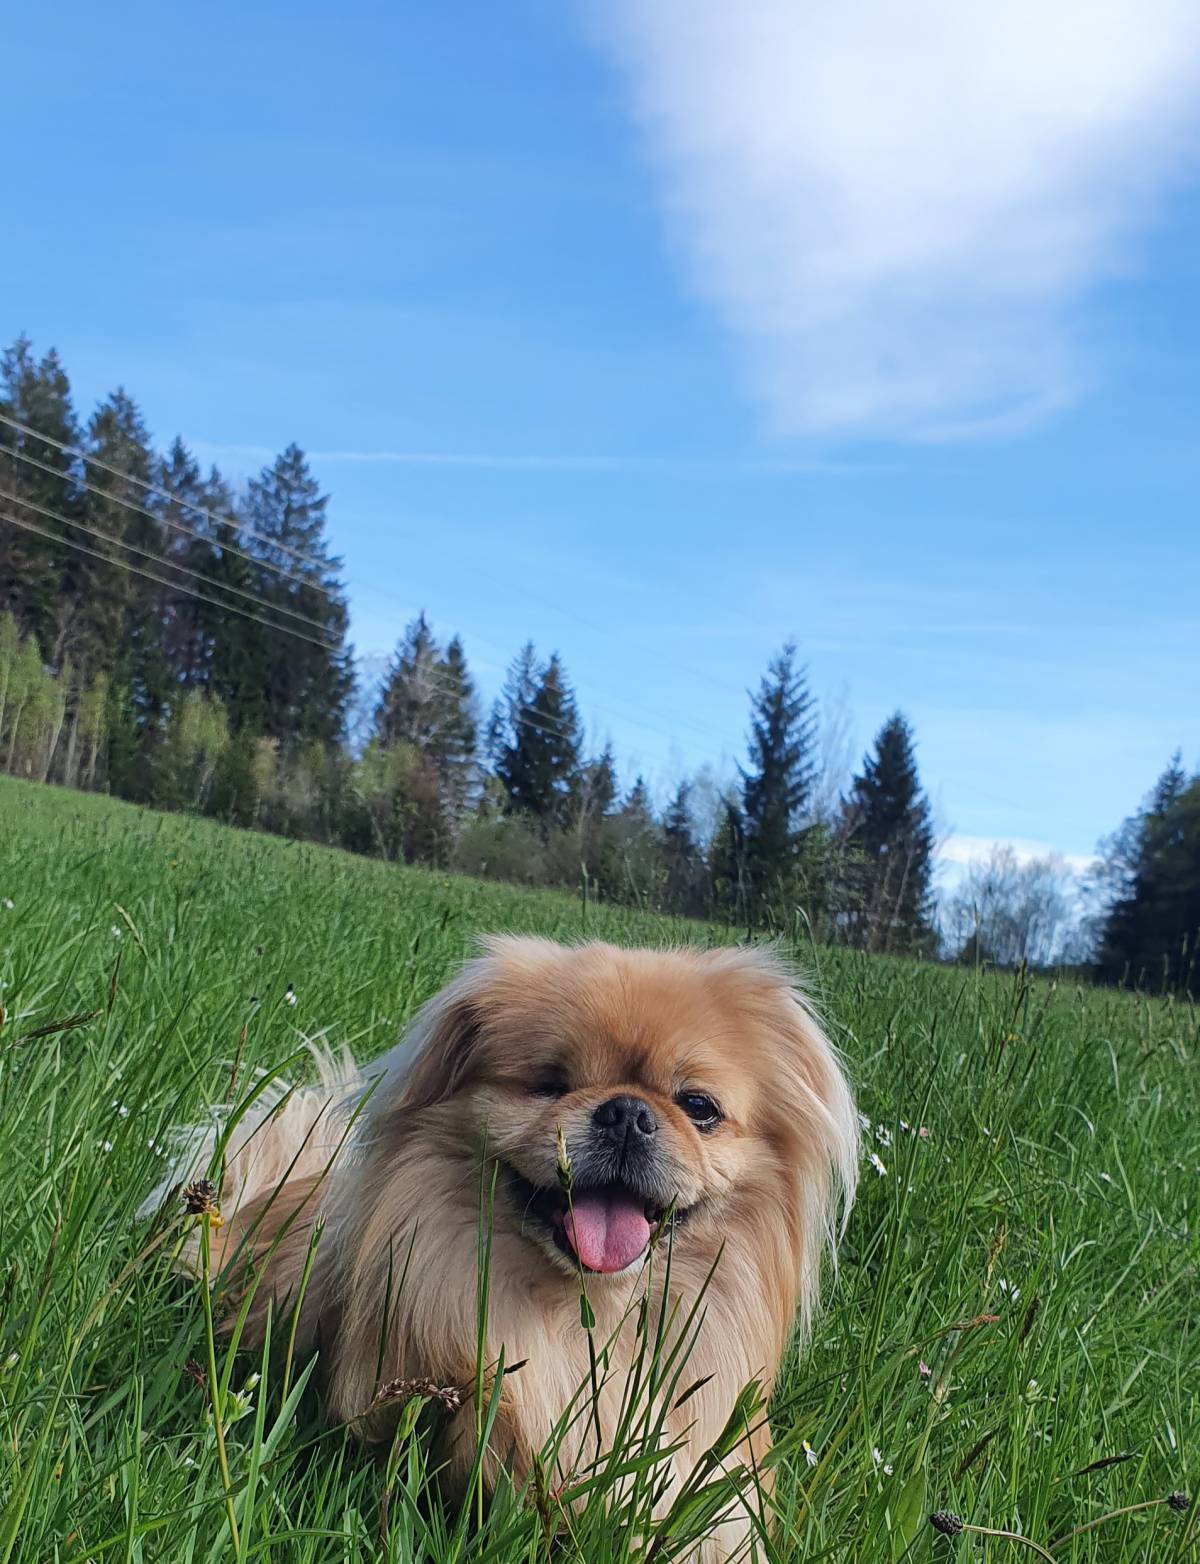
[0, 778, 1195, 1560]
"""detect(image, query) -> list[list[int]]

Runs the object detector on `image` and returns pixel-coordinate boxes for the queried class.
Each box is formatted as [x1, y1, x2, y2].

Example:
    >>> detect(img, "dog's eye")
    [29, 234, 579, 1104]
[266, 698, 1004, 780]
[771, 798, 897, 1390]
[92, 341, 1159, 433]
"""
[531, 1076, 570, 1098]
[676, 1092, 722, 1129]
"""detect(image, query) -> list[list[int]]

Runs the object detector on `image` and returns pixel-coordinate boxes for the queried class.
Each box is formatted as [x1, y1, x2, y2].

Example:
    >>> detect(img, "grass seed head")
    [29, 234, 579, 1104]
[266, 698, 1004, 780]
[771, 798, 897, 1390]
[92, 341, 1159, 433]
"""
[181, 1179, 221, 1221]
[375, 1375, 463, 1413]
[930, 1510, 964, 1536]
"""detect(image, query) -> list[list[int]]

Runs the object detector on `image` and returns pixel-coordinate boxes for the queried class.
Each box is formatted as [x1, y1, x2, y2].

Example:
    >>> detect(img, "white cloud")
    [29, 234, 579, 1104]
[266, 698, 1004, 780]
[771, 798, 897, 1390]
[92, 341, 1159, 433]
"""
[939, 834, 1097, 876]
[593, 1, 1200, 438]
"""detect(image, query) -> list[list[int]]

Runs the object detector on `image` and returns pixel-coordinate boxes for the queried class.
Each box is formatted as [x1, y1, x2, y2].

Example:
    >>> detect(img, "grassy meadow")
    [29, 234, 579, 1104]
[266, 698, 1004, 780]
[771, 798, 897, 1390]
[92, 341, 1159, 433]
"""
[0, 776, 1196, 1561]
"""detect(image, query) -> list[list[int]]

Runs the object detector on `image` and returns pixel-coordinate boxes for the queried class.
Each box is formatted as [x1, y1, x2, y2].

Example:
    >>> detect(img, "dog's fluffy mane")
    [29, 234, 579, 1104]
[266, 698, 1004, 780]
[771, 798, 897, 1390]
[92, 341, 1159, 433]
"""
[144, 936, 858, 1559]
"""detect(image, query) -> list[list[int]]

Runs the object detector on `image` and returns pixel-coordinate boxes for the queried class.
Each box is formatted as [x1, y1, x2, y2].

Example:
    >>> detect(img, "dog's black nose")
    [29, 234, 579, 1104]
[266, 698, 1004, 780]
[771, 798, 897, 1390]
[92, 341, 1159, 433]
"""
[593, 1094, 658, 1139]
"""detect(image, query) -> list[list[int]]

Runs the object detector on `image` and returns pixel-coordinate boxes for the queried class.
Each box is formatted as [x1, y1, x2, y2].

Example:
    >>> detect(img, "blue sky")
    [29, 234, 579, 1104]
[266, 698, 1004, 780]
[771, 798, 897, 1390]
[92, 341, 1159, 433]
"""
[4, 0, 1199, 877]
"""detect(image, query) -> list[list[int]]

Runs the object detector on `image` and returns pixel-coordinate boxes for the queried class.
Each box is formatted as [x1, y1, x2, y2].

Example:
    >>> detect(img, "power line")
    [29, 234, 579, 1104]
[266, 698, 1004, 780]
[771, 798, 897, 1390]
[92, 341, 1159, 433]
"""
[0, 410, 330, 575]
[0, 509, 588, 751]
[1, 413, 740, 748]
[0, 415, 736, 757]
[0, 484, 606, 747]
[5, 441, 341, 604]
[0, 487, 340, 642]
[0, 510, 343, 655]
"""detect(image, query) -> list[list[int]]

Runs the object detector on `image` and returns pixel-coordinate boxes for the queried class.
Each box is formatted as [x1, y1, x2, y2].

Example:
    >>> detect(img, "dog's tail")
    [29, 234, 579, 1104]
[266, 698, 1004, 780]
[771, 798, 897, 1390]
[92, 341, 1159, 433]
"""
[139, 1041, 366, 1267]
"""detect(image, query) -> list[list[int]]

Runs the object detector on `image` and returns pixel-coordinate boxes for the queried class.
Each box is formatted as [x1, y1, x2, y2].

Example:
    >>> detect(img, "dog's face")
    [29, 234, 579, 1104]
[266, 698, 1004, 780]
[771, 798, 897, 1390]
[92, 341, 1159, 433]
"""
[392, 938, 857, 1284]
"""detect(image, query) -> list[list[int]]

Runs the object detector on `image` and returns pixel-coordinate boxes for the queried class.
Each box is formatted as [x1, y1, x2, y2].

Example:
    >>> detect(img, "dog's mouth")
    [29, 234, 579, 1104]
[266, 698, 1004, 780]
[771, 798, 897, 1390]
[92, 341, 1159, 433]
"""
[505, 1169, 689, 1275]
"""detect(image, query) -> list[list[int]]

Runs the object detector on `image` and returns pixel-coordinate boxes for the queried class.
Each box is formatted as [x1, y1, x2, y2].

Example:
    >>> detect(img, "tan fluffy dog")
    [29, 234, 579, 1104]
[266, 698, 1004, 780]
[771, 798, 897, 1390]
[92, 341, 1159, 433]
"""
[155, 937, 857, 1557]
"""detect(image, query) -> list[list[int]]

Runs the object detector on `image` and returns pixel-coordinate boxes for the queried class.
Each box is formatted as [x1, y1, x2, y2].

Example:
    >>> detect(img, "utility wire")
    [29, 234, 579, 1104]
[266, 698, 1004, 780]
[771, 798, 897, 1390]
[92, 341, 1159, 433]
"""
[0, 487, 340, 642]
[0, 509, 588, 750]
[0, 410, 330, 574]
[0, 510, 343, 655]
[5, 440, 341, 605]
[1, 415, 734, 755]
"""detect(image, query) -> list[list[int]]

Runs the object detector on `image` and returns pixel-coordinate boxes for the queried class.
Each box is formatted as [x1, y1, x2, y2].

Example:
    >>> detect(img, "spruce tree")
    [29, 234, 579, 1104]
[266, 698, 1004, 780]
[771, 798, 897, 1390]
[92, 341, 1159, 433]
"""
[663, 780, 702, 916]
[436, 635, 479, 828]
[708, 797, 747, 924]
[204, 466, 270, 730]
[579, 743, 618, 823]
[239, 446, 352, 746]
[0, 338, 80, 656]
[55, 390, 153, 682]
[491, 646, 581, 827]
[740, 643, 818, 924]
[844, 712, 935, 953]
[1097, 756, 1200, 991]
[159, 439, 219, 690]
[374, 613, 441, 749]
[372, 614, 478, 852]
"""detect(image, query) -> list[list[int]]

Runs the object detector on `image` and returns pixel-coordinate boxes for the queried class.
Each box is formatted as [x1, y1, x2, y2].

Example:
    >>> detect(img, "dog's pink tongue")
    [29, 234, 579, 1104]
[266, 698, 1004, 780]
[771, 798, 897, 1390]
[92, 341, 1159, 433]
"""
[564, 1191, 651, 1273]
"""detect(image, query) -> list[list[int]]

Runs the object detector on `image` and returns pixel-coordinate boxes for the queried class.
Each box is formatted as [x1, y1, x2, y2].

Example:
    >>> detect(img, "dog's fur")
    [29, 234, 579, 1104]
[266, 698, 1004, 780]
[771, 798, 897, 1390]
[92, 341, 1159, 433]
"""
[150, 937, 857, 1557]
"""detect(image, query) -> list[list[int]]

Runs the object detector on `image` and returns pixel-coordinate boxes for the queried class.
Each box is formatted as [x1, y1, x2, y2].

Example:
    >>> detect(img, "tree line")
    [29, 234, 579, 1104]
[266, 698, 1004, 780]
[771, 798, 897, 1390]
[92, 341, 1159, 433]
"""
[1, 336, 1195, 987]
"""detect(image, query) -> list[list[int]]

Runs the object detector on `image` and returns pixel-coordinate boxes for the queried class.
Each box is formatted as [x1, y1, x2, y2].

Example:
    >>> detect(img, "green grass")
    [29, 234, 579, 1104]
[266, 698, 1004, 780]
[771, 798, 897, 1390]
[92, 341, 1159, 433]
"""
[0, 774, 1196, 1562]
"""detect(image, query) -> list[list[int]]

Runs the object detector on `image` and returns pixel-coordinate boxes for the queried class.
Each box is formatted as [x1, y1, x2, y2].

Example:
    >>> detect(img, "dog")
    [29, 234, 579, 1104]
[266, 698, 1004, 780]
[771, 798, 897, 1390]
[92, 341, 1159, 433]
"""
[151, 937, 857, 1557]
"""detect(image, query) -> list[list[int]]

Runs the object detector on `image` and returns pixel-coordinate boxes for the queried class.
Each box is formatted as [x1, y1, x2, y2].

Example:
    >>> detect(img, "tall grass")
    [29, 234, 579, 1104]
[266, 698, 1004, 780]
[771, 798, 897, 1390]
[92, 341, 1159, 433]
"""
[0, 777, 1195, 1560]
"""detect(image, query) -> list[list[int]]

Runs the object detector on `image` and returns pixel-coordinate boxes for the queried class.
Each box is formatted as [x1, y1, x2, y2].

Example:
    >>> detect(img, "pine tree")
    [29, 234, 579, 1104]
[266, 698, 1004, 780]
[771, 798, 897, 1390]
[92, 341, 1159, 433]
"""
[88, 393, 177, 802]
[0, 338, 80, 656]
[844, 712, 936, 954]
[708, 797, 747, 924]
[239, 446, 352, 746]
[203, 466, 270, 731]
[579, 743, 618, 824]
[740, 643, 818, 924]
[437, 635, 479, 826]
[491, 646, 581, 827]
[159, 439, 218, 690]
[53, 390, 154, 683]
[663, 780, 703, 916]
[1096, 756, 1200, 991]
[371, 614, 478, 856]
[374, 613, 441, 749]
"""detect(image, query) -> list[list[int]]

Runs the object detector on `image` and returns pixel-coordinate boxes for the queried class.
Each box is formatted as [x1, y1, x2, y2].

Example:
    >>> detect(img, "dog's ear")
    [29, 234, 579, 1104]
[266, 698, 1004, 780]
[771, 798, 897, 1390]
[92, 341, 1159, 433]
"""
[384, 969, 487, 1111]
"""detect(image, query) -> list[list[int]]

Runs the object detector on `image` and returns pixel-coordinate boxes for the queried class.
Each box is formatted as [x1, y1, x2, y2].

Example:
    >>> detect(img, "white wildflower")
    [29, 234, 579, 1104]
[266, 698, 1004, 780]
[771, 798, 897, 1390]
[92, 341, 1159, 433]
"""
[899, 1120, 911, 1135]
[112, 1101, 130, 1119]
[101, 1140, 113, 1154]
[1099, 1172, 1113, 1184]
[803, 1440, 819, 1468]
[110, 925, 123, 939]
[998, 1278, 1021, 1302]
[284, 985, 297, 1006]
[857, 1111, 871, 1131]
[872, 1447, 894, 1476]
[226, 1389, 254, 1422]
[0, 898, 13, 910]
[868, 1153, 887, 1178]
[875, 1123, 892, 1148]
